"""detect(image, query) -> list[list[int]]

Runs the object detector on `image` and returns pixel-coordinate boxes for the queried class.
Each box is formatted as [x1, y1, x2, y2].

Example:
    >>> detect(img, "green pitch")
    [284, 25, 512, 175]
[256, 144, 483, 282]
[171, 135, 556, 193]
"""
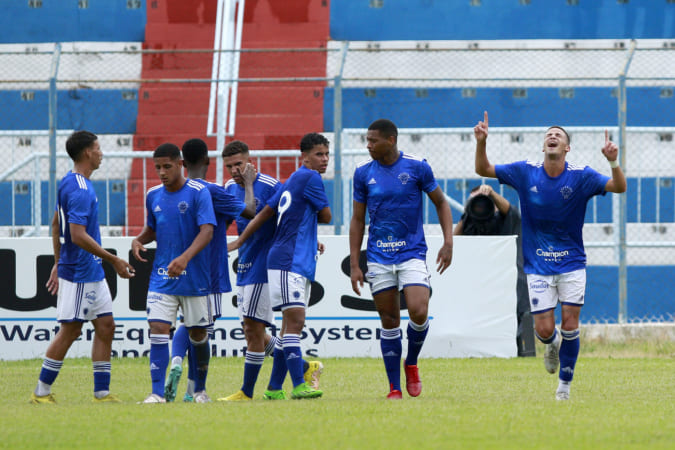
[2, 344, 674, 449]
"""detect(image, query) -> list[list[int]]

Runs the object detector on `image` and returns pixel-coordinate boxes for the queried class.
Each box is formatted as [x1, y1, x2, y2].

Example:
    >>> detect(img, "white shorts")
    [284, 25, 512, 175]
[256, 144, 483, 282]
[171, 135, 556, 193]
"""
[237, 283, 274, 326]
[365, 259, 431, 295]
[267, 270, 310, 312]
[56, 278, 113, 323]
[147, 291, 211, 328]
[527, 269, 586, 314]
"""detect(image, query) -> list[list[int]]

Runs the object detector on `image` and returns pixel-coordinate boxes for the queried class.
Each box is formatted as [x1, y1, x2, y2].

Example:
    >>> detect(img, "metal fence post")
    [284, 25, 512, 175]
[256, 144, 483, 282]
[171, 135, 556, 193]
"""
[333, 41, 349, 235]
[48, 43, 62, 234]
[617, 40, 636, 323]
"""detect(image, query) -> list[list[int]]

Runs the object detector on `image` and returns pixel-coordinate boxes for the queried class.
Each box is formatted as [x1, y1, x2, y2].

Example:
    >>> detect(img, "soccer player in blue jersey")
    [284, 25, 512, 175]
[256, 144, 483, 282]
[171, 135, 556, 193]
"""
[349, 119, 454, 400]
[473, 111, 626, 400]
[219, 140, 324, 401]
[162, 138, 256, 402]
[228, 133, 331, 400]
[132, 143, 217, 404]
[31, 131, 135, 404]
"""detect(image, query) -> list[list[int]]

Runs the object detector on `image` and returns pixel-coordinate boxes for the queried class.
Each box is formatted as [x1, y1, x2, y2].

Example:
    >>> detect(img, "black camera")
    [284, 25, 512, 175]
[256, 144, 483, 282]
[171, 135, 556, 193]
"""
[466, 194, 495, 222]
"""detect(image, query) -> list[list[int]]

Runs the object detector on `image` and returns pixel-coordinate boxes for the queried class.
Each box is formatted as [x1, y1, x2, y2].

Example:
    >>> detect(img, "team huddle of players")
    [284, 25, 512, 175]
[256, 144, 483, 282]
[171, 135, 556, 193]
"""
[30, 113, 625, 404]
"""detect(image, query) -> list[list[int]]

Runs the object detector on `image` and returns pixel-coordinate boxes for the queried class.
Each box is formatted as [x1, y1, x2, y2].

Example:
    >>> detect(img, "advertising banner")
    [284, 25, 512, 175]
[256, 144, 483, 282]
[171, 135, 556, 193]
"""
[0, 235, 517, 360]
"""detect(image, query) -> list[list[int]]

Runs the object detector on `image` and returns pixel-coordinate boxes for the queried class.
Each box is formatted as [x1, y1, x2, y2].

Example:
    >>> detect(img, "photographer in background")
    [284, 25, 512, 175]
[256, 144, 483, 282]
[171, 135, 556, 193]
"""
[454, 185, 535, 357]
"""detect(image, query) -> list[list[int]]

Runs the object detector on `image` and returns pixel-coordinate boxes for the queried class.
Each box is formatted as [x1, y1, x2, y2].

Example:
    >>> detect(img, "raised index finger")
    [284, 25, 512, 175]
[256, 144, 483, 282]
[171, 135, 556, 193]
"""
[605, 129, 609, 145]
[484, 110, 489, 127]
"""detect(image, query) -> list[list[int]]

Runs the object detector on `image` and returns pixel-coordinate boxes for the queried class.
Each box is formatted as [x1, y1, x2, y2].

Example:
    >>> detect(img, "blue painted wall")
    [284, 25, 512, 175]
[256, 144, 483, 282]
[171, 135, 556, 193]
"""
[0, 0, 146, 43]
[331, 0, 675, 41]
[324, 87, 675, 130]
[0, 90, 137, 134]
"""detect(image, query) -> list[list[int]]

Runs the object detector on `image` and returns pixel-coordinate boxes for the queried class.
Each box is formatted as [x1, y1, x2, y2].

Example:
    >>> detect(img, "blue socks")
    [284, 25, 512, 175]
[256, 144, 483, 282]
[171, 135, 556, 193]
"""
[380, 327, 402, 392]
[559, 328, 580, 382]
[93, 361, 111, 397]
[282, 334, 304, 388]
[171, 325, 190, 362]
[405, 319, 429, 366]
[35, 357, 63, 396]
[267, 340, 288, 391]
[149, 334, 170, 396]
[241, 351, 265, 398]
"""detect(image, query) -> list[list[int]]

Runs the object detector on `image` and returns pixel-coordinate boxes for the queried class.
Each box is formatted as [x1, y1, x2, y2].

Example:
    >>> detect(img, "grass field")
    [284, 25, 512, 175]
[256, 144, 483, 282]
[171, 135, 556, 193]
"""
[2, 341, 674, 449]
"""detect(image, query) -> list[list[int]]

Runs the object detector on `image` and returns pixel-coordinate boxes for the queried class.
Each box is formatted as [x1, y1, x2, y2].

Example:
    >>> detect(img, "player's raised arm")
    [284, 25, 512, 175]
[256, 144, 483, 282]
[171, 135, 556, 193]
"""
[474, 111, 496, 178]
[601, 129, 627, 194]
[228, 205, 275, 252]
[239, 162, 257, 219]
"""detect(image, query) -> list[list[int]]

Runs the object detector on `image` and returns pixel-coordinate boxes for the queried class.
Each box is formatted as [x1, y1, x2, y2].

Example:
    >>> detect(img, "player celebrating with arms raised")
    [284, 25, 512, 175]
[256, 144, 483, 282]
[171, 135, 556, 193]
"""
[349, 119, 454, 400]
[474, 111, 626, 400]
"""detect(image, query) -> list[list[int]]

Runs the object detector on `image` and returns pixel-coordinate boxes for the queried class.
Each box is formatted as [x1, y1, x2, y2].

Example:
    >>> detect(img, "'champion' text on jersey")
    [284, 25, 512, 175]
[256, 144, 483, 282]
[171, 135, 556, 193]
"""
[353, 152, 438, 265]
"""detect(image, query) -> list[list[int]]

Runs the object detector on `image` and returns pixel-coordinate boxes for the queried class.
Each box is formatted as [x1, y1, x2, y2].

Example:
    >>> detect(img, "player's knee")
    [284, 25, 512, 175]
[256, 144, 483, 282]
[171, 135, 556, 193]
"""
[188, 327, 208, 342]
[534, 322, 555, 340]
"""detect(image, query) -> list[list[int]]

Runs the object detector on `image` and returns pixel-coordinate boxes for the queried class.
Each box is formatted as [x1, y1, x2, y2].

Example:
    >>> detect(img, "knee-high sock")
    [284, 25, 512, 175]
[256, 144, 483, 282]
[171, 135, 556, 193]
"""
[150, 334, 170, 397]
[558, 328, 580, 382]
[267, 339, 288, 391]
[283, 334, 304, 388]
[36, 358, 63, 396]
[93, 361, 112, 397]
[380, 327, 402, 392]
[241, 351, 265, 398]
[405, 319, 429, 366]
[190, 335, 210, 392]
[171, 325, 190, 364]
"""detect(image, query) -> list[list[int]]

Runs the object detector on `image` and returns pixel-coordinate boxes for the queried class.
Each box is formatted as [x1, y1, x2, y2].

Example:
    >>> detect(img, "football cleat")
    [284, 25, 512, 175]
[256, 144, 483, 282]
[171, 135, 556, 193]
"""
[404, 364, 422, 397]
[262, 389, 287, 400]
[555, 391, 570, 401]
[93, 393, 122, 403]
[164, 364, 183, 402]
[193, 391, 211, 403]
[290, 382, 323, 400]
[30, 392, 56, 404]
[386, 389, 403, 400]
[139, 393, 166, 404]
[544, 331, 562, 374]
[303, 361, 324, 390]
[217, 390, 252, 402]
[183, 393, 194, 403]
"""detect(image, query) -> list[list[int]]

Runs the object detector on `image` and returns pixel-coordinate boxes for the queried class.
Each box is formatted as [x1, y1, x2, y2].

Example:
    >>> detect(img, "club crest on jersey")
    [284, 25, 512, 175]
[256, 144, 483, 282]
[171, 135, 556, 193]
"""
[560, 185, 573, 199]
[398, 172, 410, 185]
[178, 201, 189, 213]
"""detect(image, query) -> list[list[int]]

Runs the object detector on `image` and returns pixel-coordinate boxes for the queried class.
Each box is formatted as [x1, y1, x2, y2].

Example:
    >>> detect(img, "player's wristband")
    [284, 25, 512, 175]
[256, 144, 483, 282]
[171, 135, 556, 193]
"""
[609, 159, 619, 169]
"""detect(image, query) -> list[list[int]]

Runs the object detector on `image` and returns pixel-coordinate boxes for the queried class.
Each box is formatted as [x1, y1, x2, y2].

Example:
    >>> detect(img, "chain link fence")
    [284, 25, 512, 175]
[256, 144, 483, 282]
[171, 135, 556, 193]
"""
[0, 42, 673, 322]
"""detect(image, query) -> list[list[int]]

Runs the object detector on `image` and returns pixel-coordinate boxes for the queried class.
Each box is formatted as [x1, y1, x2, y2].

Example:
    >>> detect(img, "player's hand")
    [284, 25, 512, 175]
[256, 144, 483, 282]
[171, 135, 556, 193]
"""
[601, 129, 619, 163]
[46, 263, 59, 296]
[350, 265, 365, 296]
[436, 243, 453, 274]
[132, 239, 148, 262]
[240, 163, 257, 185]
[474, 111, 489, 143]
[113, 257, 135, 279]
[317, 241, 325, 255]
[227, 238, 241, 253]
[167, 256, 187, 278]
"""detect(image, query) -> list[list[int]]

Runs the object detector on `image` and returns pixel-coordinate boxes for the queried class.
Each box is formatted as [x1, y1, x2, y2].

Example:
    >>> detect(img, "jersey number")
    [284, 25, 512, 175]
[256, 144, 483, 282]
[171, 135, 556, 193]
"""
[277, 191, 292, 225]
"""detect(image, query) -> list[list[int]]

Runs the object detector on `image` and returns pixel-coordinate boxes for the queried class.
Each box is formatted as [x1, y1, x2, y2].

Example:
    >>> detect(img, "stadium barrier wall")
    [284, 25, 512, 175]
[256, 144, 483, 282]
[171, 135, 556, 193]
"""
[0, 235, 518, 361]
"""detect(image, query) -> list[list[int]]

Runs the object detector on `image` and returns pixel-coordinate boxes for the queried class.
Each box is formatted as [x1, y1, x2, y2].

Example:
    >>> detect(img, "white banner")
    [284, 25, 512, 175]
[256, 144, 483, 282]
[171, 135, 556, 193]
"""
[0, 235, 517, 360]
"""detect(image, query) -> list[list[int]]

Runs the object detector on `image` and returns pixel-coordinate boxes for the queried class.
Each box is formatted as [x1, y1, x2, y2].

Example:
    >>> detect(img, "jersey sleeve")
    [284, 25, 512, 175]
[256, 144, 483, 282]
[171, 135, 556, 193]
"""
[582, 166, 611, 197]
[266, 185, 283, 209]
[209, 184, 246, 220]
[196, 187, 217, 226]
[303, 172, 330, 212]
[419, 159, 438, 193]
[65, 187, 91, 226]
[495, 161, 526, 190]
[353, 166, 366, 204]
[145, 190, 156, 231]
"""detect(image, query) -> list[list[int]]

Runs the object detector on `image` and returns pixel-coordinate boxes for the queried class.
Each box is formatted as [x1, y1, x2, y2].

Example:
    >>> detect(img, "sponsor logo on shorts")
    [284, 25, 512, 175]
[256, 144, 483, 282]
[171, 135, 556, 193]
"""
[85, 290, 96, 302]
[530, 279, 549, 293]
[531, 297, 539, 306]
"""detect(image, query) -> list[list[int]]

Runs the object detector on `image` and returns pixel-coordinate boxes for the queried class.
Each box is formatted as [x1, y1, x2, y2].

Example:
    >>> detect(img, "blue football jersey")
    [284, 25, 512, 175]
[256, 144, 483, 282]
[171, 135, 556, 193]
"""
[145, 179, 217, 296]
[266, 165, 329, 281]
[224, 173, 281, 285]
[353, 152, 438, 264]
[496, 160, 609, 275]
[56, 171, 105, 283]
[192, 178, 246, 294]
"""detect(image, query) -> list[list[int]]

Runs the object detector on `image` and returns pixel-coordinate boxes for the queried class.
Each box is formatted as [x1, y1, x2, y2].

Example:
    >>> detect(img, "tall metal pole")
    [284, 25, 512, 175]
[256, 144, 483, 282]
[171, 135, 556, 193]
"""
[333, 42, 349, 235]
[617, 40, 636, 323]
[48, 43, 62, 235]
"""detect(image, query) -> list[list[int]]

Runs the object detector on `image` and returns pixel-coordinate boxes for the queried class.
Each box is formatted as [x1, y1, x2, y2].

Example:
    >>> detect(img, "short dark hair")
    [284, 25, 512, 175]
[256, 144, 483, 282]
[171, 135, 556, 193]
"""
[368, 119, 398, 140]
[547, 125, 571, 144]
[222, 140, 249, 158]
[300, 133, 329, 153]
[153, 143, 181, 159]
[65, 130, 98, 161]
[182, 138, 208, 165]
